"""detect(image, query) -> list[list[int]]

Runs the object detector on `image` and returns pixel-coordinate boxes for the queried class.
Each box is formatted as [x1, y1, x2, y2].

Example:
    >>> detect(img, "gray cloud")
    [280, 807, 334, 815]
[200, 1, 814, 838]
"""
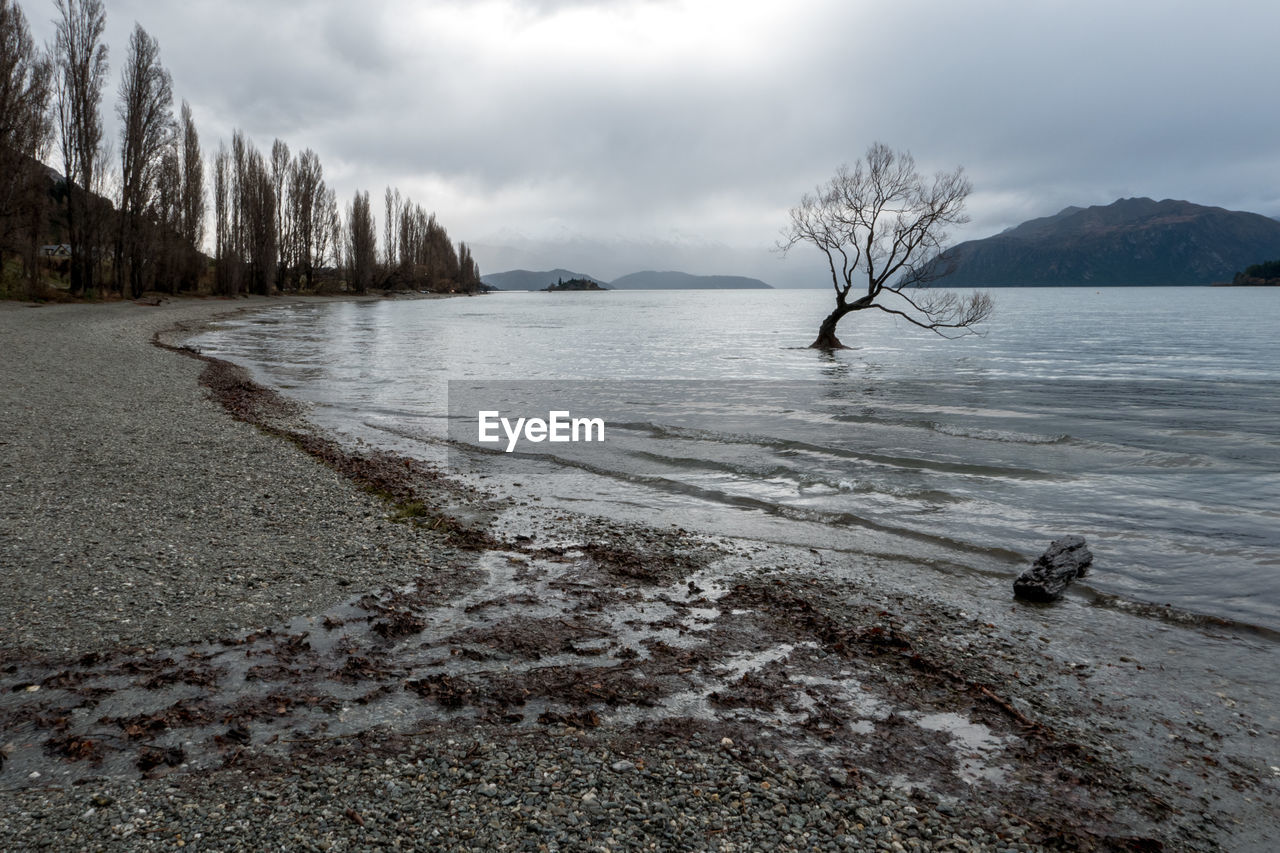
[24, 0, 1280, 286]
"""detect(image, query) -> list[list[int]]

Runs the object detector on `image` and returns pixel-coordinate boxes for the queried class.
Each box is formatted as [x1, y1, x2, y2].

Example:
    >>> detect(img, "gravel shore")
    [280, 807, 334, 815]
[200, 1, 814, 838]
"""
[2, 297, 1278, 851]
[0, 298, 457, 656]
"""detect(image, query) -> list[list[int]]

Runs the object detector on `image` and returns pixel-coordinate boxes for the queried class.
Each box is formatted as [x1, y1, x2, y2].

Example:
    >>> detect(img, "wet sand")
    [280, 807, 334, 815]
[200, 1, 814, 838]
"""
[1, 296, 1277, 851]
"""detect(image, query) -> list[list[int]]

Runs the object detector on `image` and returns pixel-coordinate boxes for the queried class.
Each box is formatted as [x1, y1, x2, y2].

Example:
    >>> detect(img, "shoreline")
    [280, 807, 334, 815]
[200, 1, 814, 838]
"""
[0, 293, 460, 656]
[2, 298, 1278, 851]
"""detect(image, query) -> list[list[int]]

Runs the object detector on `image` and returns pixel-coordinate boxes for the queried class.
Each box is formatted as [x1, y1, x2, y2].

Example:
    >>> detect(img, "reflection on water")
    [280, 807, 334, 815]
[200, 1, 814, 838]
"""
[194, 288, 1280, 632]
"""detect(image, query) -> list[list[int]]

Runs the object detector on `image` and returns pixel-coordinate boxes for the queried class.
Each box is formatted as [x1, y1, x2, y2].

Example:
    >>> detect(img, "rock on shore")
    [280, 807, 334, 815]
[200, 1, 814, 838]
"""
[1013, 536, 1093, 602]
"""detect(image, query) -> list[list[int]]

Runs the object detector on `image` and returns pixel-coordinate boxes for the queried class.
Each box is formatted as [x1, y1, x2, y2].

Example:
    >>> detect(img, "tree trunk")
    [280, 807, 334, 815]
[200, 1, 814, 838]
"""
[810, 304, 853, 349]
[115, 228, 129, 299]
[66, 184, 83, 296]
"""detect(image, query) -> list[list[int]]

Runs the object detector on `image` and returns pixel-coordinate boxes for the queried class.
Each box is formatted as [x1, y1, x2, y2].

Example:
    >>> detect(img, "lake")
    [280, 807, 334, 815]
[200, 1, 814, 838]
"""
[195, 287, 1280, 634]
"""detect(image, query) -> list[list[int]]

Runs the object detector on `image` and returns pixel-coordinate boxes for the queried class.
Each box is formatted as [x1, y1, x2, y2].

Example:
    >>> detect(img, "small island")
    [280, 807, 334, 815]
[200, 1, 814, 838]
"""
[544, 277, 607, 292]
[1217, 259, 1280, 286]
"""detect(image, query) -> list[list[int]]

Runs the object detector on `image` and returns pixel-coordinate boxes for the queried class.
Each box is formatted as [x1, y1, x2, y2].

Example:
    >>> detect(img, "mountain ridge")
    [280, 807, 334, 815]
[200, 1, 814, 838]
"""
[609, 271, 771, 290]
[932, 197, 1280, 286]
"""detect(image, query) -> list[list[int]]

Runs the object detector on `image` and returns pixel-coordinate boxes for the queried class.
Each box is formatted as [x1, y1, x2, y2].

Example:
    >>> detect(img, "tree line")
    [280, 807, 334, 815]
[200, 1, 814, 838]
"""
[0, 0, 481, 299]
[1232, 259, 1280, 285]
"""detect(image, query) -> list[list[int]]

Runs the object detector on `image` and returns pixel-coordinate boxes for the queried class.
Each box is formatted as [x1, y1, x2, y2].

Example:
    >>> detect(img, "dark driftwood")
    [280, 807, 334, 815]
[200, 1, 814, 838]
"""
[1013, 536, 1093, 602]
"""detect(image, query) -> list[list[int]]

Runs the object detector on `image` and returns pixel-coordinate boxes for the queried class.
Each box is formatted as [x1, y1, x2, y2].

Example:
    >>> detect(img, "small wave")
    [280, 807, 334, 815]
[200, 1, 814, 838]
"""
[930, 422, 1071, 445]
[1128, 451, 1215, 469]
[606, 420, 1061, 481]
[611, 451, 968, 507]
[833, 480, 961, 504]
[1085, 590, 1280, 641]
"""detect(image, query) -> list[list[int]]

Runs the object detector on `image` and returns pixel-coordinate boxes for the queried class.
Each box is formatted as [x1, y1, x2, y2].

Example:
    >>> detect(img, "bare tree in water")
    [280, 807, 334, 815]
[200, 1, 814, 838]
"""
[781, 142, 992, 349]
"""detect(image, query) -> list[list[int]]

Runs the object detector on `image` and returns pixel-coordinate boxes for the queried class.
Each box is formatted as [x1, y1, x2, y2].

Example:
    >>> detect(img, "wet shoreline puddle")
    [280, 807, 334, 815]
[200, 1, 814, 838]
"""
[3, 524, 1019, 795]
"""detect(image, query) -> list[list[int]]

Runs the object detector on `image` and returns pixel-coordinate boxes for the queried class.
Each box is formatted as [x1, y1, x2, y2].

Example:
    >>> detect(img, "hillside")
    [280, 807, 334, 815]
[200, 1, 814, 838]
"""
[481, 269, 604, 291]
[931, 198, 1280, 286]
[607, 271, 772, 290]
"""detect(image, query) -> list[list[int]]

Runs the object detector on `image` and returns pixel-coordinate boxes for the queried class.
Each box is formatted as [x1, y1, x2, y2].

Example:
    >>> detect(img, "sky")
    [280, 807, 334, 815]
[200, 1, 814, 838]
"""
[22, 0, 1280, 287]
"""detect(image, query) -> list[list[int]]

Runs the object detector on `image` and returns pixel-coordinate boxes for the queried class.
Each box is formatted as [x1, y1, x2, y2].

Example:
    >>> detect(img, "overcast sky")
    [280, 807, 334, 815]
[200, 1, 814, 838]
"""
[24, 0, 1280, 286]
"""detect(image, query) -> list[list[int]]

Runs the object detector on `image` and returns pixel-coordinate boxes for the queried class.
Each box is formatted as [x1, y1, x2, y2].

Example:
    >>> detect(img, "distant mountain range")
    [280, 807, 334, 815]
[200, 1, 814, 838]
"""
[609, 271, 771, 290]
[481, 269, 605, 291]
[482, 268, 772, 291]
[931, 197, 1280, 286]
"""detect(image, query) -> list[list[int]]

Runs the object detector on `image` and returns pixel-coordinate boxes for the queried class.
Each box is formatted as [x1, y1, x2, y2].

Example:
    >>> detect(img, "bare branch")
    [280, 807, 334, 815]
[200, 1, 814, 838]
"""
[870, 291, 993, 339]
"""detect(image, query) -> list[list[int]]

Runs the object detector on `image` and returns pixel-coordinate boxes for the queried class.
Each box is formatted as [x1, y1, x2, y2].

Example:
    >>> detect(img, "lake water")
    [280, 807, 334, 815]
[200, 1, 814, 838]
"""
[195, 287, 1280, 634]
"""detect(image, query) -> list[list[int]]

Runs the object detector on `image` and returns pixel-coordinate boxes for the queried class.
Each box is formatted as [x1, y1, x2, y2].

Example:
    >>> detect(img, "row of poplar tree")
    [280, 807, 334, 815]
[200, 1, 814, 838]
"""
[0, 0, 482, 299]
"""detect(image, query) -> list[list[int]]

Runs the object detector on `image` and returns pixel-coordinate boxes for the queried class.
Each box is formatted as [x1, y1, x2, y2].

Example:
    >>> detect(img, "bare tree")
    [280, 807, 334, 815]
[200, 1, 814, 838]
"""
[425, 213, 458, 288]
[457, 241, 481, 293]
[240, 143, 275, 295]
[115, 23, 174, 297]
[270, 137, 289, 287]
[53, 0, 108, 296]
[176, 100, 204, 289]
[178, 102, 203, 250]
[396, 201, 419, 272]
[212, 141, 236, 294]
[288, 148, 324, 289]
[382, 194, 464, 292]
[346, 189, 375, 294]
[150, 143, 180, 292]
[383, 185, 399, 274]
[781, 142, 991, 348]
[312, 186, 339, 285]
[230, 129, 246, 270]
[0, 0, 52, 296]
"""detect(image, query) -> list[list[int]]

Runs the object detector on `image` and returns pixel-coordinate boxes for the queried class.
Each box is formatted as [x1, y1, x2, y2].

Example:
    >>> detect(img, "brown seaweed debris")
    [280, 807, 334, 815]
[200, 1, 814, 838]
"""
[154, 334, 499, 551]
[44, 734, 103, 764]
[506, 663, 662, 709]
[371, 610, 428, 640]
[724, 581, 1057, 740]
[537, 709, 600, 728]
[106, 700, 215, 738]
[406, 674, 476, 709]
[136, 745, 185, 772]
[577, 527, 716, 584]
[708, 670, 790, 713]
[226, 691, 339, 722]
[332, 654, 403, 684]
[445, 615, 611, 661]
[213, 724, 252, 748]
